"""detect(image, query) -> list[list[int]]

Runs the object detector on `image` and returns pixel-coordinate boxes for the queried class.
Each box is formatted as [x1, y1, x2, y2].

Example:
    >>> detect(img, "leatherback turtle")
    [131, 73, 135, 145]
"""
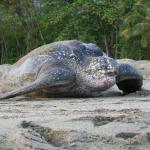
[0, 40, 143, 99]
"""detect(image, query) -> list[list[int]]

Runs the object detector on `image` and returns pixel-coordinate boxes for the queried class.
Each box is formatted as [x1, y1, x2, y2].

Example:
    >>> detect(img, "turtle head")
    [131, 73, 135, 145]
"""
[80, 56, 118, 96]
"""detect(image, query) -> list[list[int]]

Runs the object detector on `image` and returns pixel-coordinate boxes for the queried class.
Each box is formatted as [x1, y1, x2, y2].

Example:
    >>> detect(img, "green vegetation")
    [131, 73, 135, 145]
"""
[0, 0, 149, 64]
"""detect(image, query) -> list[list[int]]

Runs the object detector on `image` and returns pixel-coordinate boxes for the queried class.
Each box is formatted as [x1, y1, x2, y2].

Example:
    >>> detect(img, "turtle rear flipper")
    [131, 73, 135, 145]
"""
[0, 67, 75, 100]
[116, 64, 143, 94]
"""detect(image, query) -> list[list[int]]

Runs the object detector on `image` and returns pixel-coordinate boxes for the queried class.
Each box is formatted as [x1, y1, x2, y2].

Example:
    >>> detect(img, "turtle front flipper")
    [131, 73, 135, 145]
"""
[0, 67, 75, 100]
[116, 64, 143, 94]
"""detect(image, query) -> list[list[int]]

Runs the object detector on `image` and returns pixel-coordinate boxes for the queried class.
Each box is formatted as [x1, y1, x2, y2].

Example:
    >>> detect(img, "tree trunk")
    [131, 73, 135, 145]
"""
[29, 0, 46, 44]
[0, 36, 3, 64]
[14, 0, 33, 51]
[0, 33, 6, 64]
[103, 35, 109, 56]
[14, 0, 29, 33]
[109, 29, 114, 57]
[115, 29, 118, 59]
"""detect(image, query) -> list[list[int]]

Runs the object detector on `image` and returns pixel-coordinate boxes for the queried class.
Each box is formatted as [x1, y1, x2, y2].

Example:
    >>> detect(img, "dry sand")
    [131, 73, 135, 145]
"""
[0, 59, 150, 150]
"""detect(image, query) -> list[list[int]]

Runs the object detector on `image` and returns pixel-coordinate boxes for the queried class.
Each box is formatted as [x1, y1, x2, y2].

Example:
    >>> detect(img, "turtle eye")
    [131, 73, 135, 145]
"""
[70, 54, 77, 61]
[106, 72, 115, 76]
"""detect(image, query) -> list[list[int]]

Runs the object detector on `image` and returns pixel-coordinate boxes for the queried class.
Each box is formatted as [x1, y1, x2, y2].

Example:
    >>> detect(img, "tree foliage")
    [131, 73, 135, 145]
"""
[119, 0, 149, 59]
[0, 0, 149, 64]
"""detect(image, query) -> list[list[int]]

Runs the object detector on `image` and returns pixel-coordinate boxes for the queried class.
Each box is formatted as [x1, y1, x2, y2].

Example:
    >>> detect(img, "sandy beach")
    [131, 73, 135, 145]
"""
[0, 59, 150, 150]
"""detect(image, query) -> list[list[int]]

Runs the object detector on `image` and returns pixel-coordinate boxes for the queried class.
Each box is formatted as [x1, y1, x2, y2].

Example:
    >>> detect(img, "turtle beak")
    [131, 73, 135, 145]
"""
[103, 76, 116, 89]
[87, 76, 116, 91]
